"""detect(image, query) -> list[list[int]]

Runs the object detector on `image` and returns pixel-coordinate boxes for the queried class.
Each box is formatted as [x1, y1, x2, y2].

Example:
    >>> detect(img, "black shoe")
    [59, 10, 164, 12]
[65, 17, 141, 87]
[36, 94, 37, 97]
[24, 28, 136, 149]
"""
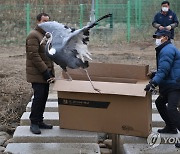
[30, 124, 41, 134]
[38, 122, 53, 129]
[175, 143, 180, 148]
[157, 126, 178, 134]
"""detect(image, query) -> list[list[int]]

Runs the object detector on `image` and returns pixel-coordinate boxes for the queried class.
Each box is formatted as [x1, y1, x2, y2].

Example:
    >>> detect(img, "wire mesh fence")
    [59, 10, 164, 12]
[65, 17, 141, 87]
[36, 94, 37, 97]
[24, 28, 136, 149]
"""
[0, 0, 179, 46]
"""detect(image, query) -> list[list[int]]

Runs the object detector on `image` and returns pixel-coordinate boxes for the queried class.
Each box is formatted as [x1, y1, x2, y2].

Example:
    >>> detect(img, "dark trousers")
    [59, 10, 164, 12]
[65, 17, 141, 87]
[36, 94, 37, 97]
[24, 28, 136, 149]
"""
[155, 90, 180, 130]
[29, 83, 49, 124]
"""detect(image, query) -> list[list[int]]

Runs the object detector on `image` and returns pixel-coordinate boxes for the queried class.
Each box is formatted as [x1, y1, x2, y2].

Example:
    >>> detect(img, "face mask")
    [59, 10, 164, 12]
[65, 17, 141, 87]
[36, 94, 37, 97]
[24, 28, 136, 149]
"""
[155, 38, 162, 46]
[162, 7, 169, 12]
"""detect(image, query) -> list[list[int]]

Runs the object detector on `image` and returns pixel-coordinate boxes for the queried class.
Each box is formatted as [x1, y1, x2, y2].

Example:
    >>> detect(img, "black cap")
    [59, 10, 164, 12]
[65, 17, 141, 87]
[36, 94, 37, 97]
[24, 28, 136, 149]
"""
[153, 29, 171, 38]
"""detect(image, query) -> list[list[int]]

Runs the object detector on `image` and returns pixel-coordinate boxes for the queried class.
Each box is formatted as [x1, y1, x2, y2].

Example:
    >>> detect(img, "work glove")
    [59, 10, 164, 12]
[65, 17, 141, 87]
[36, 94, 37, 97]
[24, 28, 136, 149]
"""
[144, 80, 157, 94]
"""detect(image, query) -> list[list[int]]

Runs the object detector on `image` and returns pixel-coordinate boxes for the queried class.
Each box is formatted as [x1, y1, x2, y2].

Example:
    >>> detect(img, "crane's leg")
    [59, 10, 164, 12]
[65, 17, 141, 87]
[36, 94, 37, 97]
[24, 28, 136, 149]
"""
[64, 70, 72, 81]
[84, 69, 101, 93]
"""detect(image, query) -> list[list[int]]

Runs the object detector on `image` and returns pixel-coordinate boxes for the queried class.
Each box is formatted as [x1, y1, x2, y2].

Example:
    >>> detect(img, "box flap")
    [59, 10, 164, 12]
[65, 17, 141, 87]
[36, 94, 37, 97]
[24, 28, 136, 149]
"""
[53, 79, 148, 97]
[63, 75, 138, 83]
[64, 62, 149, 80]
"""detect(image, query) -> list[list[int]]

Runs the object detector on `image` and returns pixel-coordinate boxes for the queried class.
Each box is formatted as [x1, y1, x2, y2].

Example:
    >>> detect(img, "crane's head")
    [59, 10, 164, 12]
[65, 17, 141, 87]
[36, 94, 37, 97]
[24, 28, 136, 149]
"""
[40, 32, 52, 45]
[45, 32, 52, 39]
[41, 32, 56, 56]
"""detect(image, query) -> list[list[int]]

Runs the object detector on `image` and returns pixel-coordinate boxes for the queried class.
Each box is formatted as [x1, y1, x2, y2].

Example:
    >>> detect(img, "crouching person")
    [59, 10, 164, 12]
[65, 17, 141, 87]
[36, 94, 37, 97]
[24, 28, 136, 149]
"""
[144, 29, 180, 148]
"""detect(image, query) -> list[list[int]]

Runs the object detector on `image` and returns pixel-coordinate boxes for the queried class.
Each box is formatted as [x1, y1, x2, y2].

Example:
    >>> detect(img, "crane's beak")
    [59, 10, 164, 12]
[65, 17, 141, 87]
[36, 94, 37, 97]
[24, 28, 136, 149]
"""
[40, 36, 47, 45]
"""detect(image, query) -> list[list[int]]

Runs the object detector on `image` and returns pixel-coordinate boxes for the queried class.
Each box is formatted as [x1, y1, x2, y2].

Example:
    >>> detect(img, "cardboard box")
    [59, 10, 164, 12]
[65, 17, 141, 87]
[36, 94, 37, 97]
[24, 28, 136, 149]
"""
[53, 63, 152, 137]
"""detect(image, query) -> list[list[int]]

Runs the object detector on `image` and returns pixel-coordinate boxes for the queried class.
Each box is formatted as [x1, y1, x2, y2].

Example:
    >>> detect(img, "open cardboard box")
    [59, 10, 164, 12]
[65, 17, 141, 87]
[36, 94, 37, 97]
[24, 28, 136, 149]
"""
[53, 62, 152, 137]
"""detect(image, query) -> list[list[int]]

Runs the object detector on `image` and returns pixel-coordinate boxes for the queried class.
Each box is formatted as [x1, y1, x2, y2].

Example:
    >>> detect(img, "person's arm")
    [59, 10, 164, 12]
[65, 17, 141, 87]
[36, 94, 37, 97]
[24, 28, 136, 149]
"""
[26, 34, 54, 82]
[26, 36, 48, 73]
[169, 23, 178, 29]
[171, 13, 179, 28]
[166, 23, 178, 30]
[166, 12, 179, 30]
[144, 48, 175, 92]
[152, 22, 161, 29]
[152, 13, 164, 30]
[152, 48, 175, 85]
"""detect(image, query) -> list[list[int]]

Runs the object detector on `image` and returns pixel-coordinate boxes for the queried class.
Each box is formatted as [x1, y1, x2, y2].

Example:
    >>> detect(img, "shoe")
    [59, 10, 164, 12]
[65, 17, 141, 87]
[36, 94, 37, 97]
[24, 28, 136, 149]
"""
[175, 143, 180, 148]
[157, 126, 178, 134]
[30, 124, 41, 134]
[38, 122, 53, 129]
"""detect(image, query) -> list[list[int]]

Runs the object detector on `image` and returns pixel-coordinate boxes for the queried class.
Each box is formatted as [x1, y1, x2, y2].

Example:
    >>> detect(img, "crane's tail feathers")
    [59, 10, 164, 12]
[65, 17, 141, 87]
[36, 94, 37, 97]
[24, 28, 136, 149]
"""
[79, 54, 85, 63]
[86, 51, 92, 56]
[75, 42, 92, 62]
[77, 52, 92, 63]
[88, 13, 112, 29]
[84, 53, 92, 60]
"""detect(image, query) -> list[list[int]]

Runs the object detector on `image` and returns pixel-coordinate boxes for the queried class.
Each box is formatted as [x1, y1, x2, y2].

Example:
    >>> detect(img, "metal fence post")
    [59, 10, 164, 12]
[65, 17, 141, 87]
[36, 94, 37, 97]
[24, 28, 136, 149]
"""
[26, 3, 30, 36]
[102, 0, 106, 17]
[80, 4, 84, 28]
[110, 14, 113, 29]
[135, 0, 138, 27]
[90, 0, 95, 23]
[39, 0, 43, 5]
[138, 0, 142, 27]
[95, 0, 99, 20]
[127, 0, 131, 42]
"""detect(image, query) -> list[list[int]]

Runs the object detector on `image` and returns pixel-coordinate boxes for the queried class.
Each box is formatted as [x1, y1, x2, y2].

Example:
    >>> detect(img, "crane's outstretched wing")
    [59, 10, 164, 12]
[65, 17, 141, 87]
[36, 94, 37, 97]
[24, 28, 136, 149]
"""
[62, 28, 92, 63]
[38, 13, 112, 69]
[63, 13, 113, 62]
[39, 21, 92, 63]
[38, 21, 72, 49]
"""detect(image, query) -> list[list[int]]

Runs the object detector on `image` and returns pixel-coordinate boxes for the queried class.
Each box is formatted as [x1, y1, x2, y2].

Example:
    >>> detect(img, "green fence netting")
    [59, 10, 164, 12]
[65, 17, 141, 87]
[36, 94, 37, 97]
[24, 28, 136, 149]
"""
[0, 0, 179, 46]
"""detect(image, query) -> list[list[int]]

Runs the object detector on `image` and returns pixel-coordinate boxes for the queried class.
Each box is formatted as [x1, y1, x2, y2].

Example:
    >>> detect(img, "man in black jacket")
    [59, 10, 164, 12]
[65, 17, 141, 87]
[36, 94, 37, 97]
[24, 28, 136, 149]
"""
[152, 1, 179, 41]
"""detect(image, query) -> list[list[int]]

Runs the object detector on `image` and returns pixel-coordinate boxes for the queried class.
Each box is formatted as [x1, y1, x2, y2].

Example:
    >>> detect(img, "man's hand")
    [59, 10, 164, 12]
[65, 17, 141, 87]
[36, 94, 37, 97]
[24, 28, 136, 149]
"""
[159, 26, 164, 30]
[47, 77, 55, 83]
[144, 81, 157, 94]
[166, 25, 172, 30]
[43, 69, 55, 83]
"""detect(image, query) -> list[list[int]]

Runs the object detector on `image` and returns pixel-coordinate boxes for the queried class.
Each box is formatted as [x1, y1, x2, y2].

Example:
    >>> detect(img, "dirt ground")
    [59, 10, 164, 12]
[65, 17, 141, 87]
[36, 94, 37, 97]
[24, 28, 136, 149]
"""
[0, 40, 180, 135]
